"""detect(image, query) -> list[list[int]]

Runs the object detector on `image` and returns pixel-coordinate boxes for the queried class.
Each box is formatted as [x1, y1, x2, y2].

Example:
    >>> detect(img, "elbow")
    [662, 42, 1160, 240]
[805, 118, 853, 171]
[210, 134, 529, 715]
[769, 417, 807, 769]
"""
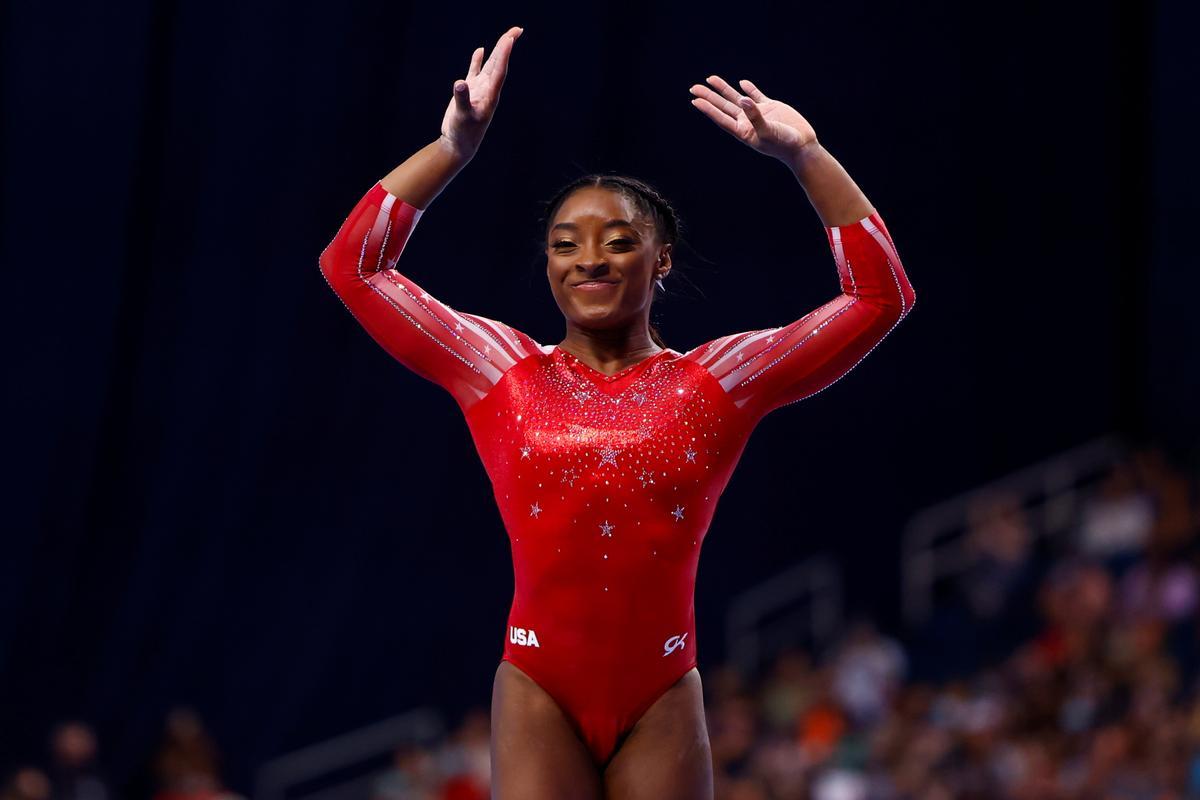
[317, 249, 340, 297]
[892, 277, 917, 322]
[882, 250, 917, 321]
[318, 243, 354, 301]
[864, 283, 915, 328]
[319, 246, 338, 276]
[318, 240, 352, 288]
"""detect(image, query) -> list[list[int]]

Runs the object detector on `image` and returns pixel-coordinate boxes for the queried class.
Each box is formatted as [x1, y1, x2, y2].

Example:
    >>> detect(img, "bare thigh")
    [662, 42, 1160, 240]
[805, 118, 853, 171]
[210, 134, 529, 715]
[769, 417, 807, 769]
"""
[603, 667, 713, 800]
[491, 660, 602, 800]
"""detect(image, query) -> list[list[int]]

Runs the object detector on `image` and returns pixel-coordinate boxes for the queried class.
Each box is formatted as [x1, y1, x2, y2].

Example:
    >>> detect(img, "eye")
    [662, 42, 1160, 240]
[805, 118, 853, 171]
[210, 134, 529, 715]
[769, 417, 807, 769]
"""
[550, 238, 636, 249]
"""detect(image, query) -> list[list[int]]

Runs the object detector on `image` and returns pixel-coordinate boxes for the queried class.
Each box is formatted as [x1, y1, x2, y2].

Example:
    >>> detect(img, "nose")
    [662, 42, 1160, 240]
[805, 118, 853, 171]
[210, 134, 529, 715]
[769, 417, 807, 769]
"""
[574, 248, 611, 276]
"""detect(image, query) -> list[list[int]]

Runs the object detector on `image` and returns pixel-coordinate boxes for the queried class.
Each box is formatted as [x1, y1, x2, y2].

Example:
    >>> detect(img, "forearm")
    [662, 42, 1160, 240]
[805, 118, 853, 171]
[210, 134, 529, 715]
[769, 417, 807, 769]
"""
[379, 136, 473, 211]
[785, 142, 875, 228]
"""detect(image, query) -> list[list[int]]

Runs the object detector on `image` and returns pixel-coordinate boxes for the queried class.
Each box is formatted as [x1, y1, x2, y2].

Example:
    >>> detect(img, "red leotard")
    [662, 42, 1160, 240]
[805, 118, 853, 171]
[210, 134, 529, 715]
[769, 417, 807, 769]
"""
[319, 181, 916, 765]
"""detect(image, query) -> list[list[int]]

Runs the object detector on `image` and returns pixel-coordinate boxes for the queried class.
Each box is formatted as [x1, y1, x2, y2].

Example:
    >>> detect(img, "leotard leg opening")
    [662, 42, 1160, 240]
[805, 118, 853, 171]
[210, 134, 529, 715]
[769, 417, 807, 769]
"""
[499, 653, 700, 767]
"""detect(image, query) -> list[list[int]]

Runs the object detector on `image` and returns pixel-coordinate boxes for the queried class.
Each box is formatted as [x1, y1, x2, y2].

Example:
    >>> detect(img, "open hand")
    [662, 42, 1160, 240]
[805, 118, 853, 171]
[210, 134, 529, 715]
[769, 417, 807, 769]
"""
[689, 76, 818, 162]
[440, 26, 524, 160]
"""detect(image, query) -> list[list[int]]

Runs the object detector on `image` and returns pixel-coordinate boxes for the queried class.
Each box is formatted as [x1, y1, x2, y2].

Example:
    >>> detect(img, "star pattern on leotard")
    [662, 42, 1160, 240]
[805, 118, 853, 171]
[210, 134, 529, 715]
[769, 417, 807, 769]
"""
[597, 447, 619, 468]
[574, 390, 591, 405]
[599, 520, 615, 537]
[684, 447, 697, 463]
[638, 467, 657, 488]
[672, 505, 686, 522]
[632, 391, 647, 406]
[519, 445, 532, 460]
[560, 467, 579, 487]
[530, 502, 542, 517]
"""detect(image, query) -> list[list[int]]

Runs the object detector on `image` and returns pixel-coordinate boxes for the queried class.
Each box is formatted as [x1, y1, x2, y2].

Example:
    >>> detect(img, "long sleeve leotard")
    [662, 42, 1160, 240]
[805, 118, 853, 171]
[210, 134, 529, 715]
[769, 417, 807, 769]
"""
[319, 181, 915, 765]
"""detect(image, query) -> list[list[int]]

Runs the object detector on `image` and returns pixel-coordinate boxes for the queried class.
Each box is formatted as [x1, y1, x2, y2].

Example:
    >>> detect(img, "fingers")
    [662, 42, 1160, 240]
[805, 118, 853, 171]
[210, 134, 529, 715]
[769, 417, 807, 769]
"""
[689, 74, 771, 142]
[467, 46, 484, 79]
[738, 78, 768, 103]
[689, 96, 741, 138]
[704, 75, 748, 109]
[689, 82, 740, 121]
[736, 94, 769, 135]
[453, 79, 472, 112]
[482, 26, 523, 75]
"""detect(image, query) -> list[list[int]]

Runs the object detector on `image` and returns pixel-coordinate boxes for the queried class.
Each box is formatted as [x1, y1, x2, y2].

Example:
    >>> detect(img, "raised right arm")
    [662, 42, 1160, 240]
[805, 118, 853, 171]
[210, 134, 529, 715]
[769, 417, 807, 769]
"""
[318, 137, 541, 412]
[319, 28, 536, 412]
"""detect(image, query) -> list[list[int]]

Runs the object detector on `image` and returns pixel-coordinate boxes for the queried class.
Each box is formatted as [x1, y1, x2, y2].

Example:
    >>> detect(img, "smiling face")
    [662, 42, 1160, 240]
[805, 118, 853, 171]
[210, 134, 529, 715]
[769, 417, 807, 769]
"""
[546, 186, 672, 336]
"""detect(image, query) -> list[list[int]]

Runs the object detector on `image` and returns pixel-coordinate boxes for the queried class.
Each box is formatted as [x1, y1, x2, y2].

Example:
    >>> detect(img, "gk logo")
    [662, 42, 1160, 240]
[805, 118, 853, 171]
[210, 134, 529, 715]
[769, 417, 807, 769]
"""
[662, 632, 688, 656]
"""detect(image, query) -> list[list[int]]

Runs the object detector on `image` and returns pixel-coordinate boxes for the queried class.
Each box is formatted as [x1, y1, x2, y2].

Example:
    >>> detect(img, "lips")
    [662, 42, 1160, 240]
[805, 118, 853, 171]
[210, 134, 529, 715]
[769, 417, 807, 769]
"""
[571, 281, 619, 293]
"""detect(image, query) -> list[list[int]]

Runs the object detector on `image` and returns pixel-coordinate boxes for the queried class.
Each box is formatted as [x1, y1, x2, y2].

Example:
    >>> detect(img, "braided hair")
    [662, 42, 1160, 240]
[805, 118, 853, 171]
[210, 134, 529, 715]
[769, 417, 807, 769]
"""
[540, 174, 682, 349]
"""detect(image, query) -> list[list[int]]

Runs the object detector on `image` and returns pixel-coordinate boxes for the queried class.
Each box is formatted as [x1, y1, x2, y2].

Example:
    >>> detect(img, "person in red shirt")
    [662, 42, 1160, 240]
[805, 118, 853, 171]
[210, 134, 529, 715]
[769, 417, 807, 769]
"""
[320, 25, 916, 800]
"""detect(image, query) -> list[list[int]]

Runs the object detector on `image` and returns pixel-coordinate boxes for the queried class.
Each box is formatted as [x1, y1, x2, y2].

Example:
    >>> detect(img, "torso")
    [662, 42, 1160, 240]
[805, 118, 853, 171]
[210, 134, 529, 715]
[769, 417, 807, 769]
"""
[461, 343, 760, 760]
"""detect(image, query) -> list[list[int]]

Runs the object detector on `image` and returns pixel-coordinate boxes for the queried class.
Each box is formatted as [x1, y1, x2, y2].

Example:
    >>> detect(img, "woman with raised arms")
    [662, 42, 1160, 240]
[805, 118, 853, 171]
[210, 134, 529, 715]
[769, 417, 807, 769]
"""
[319, 25, 915, 799]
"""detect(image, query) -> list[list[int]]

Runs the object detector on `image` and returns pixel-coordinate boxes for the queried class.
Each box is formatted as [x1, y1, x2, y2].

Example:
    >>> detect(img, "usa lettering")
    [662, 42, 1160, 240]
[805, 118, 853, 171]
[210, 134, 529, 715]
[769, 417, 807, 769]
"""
[509, 626, 540, 647]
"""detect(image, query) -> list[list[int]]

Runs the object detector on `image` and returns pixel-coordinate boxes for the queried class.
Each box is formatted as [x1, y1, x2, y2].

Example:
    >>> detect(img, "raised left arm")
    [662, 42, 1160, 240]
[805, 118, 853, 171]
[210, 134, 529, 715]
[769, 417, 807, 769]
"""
[684, 75, 917, 420]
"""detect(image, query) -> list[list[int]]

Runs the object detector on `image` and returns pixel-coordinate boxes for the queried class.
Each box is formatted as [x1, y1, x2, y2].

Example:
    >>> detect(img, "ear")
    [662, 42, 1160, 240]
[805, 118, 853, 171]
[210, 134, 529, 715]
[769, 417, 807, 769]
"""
[656, 243, 673, 279]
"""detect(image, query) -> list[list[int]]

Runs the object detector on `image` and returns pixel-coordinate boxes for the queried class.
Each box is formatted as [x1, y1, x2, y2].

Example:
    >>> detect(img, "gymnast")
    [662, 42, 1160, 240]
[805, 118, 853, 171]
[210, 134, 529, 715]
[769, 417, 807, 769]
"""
[319, 24, 915, 799]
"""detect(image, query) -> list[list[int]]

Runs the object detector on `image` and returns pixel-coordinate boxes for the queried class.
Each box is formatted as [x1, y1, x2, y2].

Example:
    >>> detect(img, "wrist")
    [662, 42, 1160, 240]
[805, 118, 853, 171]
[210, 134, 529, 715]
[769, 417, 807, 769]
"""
[784, 139, 825, 175]
[437, 133, 476, 167]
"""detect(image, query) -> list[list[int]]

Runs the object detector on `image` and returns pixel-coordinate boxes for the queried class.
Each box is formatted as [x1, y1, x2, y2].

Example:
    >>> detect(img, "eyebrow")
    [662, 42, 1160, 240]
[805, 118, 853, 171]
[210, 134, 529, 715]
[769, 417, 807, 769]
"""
[550, 219, 637, 233]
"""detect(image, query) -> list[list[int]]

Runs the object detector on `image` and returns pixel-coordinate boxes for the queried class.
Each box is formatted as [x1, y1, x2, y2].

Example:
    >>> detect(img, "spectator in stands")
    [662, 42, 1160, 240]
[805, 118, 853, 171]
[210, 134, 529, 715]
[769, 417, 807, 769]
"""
[150, 708, 241, 800]
[431, 709, 490, 800]
[957, 490, 1044, 667]
[829, 620, 906, 728]
[1030, 558, 1113, 670]
[758, 649, 816, 735]
[1077, 459, 1155, 567]
[47, 722, 109, 800]
[1134, 446, 1199, 560]
[1, 769, 51, 800]
[370, 742, 439, 800]
[963, 491, 1036, 620]
[1119, 548, 1198, 625]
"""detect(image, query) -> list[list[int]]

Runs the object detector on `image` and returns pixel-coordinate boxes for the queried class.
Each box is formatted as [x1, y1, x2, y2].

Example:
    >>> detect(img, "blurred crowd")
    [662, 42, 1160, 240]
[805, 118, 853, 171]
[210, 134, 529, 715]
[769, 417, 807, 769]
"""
[700, 446, 1200, 799]
[5, 446, 1197, 799]
[1, 710, 242, 800]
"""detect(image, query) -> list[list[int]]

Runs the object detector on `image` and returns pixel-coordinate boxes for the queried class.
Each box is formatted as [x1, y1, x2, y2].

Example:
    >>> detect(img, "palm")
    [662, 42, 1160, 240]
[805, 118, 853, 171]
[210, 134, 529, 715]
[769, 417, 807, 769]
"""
[689, 75, 817, 161]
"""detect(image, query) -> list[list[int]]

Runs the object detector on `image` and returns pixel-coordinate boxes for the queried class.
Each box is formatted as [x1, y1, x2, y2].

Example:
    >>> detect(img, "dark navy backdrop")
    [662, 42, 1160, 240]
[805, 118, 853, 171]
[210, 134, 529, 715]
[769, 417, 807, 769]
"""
[3, 0, 1196, 791]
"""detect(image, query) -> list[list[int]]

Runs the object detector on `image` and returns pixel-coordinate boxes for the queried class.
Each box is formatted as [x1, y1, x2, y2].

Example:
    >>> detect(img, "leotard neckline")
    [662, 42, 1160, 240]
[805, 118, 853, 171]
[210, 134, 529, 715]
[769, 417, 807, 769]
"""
[553, 345, 676, 383]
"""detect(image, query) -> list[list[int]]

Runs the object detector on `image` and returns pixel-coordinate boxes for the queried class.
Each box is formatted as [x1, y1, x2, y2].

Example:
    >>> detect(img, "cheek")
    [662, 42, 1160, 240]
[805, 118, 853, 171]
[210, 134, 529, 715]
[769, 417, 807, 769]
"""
[624, 264, 656, 292]
[547, 268, 573, 306]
